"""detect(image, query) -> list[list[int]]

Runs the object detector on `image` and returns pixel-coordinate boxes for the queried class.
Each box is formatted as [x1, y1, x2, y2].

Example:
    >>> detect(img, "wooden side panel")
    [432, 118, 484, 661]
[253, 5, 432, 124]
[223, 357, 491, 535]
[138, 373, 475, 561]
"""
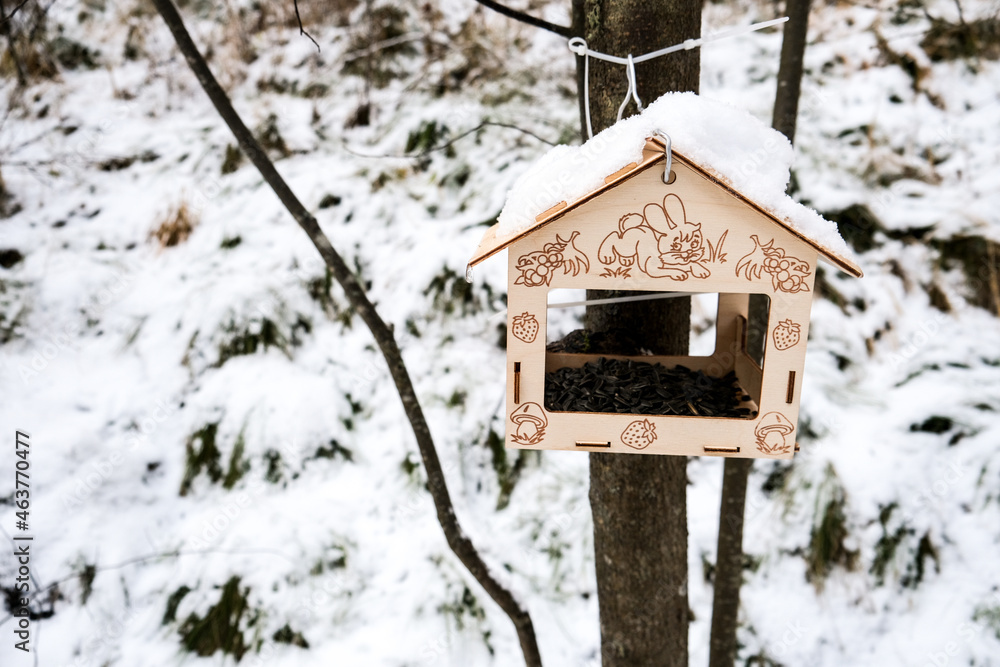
[750, 288, 812, 457]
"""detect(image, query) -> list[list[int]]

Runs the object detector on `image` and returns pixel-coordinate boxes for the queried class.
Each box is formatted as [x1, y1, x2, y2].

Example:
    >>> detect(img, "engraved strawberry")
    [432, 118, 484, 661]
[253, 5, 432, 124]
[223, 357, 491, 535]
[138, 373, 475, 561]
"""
[772, 319, 801, 351]
[511, 312, 539, 344]
[621, 419, 656, 449]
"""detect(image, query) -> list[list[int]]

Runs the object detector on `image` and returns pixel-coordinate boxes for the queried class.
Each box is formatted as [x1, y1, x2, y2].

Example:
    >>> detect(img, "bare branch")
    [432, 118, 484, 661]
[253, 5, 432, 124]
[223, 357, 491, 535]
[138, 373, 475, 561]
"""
[0, 544, 298, 628]
[341, 120, 558, 159]
[474, 0, 573, 38]
[150, 0, 541, 664]
[0, 0, 29, 26]
[292, 0, 320, 52]
[415, 120, 558, 156]
[27, 0, 54, 42]
[0, 0, 27, 86]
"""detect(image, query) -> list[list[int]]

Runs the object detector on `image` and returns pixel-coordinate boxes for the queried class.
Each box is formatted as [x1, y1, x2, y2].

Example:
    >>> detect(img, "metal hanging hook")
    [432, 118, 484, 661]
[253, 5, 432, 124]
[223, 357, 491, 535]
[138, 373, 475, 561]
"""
[616, 54, 643, 123]
[654, 132, 674, 184]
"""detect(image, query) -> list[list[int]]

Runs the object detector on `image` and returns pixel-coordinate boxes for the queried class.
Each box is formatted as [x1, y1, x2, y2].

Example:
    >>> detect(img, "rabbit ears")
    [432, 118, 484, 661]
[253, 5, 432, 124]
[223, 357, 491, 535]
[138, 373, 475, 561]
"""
[643, 193, 689, 235]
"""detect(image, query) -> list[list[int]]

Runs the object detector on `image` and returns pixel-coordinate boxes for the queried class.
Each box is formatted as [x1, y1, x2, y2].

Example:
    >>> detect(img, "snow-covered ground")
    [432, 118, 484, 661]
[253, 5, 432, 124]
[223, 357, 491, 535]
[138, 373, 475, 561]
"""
[1, 0, 999, 665]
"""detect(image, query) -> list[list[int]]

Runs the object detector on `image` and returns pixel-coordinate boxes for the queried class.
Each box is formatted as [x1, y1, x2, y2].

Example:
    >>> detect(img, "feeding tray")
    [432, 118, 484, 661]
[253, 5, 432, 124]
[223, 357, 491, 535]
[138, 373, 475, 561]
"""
[544, 356, 759, 419]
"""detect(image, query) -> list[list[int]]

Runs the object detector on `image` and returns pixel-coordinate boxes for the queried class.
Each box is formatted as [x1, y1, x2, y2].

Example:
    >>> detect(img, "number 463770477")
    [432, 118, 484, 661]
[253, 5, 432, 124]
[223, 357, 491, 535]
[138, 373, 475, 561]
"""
[15, 432, 30, 530]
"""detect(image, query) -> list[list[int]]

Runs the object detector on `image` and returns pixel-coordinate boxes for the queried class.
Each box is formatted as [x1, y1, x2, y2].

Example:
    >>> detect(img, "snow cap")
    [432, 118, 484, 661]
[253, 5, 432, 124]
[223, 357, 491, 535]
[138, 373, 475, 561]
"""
[487, 92, 860, 275]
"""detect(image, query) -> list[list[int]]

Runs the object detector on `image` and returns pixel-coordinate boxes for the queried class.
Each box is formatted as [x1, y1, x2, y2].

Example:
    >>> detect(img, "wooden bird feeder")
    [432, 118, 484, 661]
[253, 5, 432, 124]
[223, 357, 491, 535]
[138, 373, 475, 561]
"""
[468, 135, 862, 459]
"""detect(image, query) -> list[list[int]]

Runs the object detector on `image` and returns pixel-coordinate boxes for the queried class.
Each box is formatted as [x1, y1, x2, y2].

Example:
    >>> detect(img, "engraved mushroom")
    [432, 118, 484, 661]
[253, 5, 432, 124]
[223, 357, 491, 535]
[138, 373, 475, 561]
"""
[755, 412, 794, 453]
[510, 402, 548, 446]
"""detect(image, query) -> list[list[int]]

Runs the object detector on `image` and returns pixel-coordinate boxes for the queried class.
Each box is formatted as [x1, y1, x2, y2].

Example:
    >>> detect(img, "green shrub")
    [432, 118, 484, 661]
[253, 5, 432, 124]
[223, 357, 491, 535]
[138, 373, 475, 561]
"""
[805, 465, 858, 589]
[180, 423, 223, 496]
[177, 577, 261, 660]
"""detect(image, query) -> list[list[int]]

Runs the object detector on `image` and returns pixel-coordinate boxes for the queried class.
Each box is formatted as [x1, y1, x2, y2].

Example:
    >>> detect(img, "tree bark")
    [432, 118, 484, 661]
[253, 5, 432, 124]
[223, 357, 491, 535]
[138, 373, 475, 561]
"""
[150, 1, 542, 664]
[709, 4, 813, 665]
[578, 0, 700, 664]
[707, 457, 752, 667]
[771, 0, 813, 144]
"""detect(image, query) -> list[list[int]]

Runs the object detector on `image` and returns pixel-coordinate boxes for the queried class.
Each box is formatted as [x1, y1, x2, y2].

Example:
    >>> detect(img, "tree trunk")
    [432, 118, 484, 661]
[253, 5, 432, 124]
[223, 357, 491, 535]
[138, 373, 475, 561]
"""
[771, 0, 814, 144]
[708, 3, 813, 665]
[577, 0, 701, 664]
[707, 457, 752, 667]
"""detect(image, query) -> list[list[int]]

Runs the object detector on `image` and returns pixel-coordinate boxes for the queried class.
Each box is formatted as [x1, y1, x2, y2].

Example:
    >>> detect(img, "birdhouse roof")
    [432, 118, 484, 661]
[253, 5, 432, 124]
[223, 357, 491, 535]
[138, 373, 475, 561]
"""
[468, 93, 863, 278]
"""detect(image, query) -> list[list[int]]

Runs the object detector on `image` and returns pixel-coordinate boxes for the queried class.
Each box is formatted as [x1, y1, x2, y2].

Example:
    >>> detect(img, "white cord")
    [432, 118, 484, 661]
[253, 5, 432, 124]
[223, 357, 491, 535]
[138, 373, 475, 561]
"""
[568, 17, 789, 139]
[486, 291, 702, 325]
[567, 37, 594, 138]
[548, 291, 699, 309]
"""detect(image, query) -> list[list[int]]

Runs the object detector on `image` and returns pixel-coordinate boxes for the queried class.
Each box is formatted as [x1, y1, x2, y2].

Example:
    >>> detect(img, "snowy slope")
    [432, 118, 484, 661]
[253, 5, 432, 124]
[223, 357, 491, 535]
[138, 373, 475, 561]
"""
[1, 0, 999, 665]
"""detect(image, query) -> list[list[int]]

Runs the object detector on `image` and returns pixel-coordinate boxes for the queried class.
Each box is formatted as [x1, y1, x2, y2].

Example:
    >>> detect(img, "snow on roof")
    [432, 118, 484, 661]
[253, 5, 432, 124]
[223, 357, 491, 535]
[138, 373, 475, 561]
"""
[486, 92, 861, 276]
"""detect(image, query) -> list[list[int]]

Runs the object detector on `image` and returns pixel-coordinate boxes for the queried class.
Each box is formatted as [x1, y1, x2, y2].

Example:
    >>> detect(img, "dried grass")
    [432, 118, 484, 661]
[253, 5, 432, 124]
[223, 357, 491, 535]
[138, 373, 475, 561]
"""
[151, 201, 198, 248]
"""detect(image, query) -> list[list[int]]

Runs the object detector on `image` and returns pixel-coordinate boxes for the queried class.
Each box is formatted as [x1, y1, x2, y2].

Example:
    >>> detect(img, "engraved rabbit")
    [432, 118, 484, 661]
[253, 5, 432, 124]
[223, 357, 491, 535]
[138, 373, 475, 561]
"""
[598, 193, 711, 280]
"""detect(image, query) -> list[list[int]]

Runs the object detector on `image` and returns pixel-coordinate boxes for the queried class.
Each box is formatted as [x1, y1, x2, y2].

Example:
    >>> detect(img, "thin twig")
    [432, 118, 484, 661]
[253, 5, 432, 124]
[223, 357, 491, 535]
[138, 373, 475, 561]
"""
[293, 0, 320, 52]
[445, 120, 559, 151]
[151, 1, 541, 664]
[0, 0, 27, 86]
[26, 0, 53, 42]
[0, 546, 298, 628]
[342, 30, 424, 63]
[0, 0, 29, 25]
[473, 0, 574, 38]
[953, 0, 967, 26]
[342, 120, 558, 159]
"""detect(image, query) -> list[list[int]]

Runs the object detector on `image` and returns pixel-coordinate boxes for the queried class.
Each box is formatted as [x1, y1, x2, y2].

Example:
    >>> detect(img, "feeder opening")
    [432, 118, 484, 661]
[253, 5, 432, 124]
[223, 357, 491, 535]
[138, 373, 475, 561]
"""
[542, 290, 770, 419]
[545, 289, 719, 357]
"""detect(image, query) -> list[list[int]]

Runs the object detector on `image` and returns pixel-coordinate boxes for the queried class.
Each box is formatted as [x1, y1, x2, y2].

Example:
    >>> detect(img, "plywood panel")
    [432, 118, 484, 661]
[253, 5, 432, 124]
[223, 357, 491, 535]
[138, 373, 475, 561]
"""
[508, 162, 821, 297]
[504, 159, 819, 459]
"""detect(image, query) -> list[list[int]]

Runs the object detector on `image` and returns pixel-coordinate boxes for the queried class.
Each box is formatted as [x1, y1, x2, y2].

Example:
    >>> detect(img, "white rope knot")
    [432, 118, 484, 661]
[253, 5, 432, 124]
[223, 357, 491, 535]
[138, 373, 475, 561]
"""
[566, 17, 789, 139]
[567, 37, 588, 56]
